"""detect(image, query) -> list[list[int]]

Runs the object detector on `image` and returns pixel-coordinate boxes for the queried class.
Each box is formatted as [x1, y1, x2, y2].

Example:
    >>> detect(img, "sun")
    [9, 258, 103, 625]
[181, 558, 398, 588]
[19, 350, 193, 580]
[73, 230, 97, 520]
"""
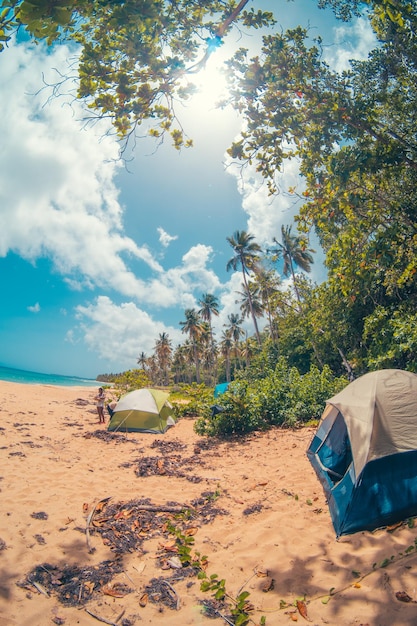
[186, 46, 231, 113]
[175, 40, 242, 137]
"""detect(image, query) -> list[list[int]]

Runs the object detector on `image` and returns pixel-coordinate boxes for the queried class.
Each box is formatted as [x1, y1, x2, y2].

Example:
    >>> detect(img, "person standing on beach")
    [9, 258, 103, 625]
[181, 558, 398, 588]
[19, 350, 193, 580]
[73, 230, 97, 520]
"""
[95, 387, 105, 424]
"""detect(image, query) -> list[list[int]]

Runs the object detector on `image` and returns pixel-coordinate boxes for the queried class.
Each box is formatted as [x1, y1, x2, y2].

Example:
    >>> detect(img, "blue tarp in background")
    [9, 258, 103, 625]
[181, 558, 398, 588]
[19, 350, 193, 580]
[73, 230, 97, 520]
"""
[214, 382, 229, 397]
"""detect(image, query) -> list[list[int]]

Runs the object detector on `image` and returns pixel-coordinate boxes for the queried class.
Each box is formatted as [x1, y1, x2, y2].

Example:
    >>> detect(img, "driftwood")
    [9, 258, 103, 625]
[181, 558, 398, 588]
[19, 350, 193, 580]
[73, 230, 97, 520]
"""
[30, 580, 49, 596]
[85, 608, 118, 626]
[86, 497, 112, 553]
[215, 611, 235, 626]
[162, 580, 181, 610]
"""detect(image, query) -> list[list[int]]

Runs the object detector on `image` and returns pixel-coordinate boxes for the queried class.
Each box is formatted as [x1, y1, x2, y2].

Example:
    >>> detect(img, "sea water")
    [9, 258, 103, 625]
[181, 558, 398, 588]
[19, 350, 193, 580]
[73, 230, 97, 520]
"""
[0, 365, 102, 387]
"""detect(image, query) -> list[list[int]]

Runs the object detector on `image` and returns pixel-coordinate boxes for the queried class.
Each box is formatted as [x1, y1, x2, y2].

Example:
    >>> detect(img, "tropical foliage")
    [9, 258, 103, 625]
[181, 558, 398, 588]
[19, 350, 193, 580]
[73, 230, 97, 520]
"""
[111, 368, 151, 394]
[0, 0, 275, 148]
[194, 358, 347, 437]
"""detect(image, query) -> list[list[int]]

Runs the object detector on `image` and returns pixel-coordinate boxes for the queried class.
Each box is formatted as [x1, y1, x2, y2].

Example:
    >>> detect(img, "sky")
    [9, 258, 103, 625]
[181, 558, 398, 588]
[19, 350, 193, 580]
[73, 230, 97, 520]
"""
[0, 0, 376, 379]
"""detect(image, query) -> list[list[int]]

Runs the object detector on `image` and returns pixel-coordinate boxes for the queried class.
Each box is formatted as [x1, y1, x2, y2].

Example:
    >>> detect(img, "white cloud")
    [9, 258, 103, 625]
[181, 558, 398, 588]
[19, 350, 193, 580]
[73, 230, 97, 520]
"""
[214, 272, 246, 334]
[73, 245, 225, 369]
[75, 296, 183, 369]
[27, 302, 40, 313]
[143, 244, 222, 308]
[225, 156, 305, 247]
[325, 17, 377, 72]
[0, 41, 162, 299]
[158, 227, 178, 247]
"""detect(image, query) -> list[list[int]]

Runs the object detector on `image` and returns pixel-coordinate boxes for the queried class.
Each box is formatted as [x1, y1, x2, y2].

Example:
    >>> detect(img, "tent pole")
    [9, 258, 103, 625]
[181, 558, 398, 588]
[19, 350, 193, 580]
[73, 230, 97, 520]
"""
[112, 410, 134, 433]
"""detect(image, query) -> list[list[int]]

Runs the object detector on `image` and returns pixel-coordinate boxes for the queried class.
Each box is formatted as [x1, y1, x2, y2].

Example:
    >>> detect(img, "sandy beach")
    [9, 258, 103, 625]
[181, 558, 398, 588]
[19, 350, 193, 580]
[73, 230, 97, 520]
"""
[1, 381, 417, 626]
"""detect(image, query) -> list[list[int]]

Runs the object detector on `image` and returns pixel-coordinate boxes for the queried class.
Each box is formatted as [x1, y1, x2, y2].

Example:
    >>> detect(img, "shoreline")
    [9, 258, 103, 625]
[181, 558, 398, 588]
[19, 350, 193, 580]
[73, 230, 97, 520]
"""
[1, 381, 417, 625]
[0, 365, 102, 388]
[0, 379, 99, 388]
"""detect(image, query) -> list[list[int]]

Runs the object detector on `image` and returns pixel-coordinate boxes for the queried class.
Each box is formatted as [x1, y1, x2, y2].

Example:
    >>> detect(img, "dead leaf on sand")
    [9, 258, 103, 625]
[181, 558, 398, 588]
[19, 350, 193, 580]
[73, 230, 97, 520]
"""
[248, 481, 268, 491]
[91, 518, 110, 528]
[296, 599, 309, 620]
[83, 581, 95, 595]
[396, 591, 414, 603]
[159, 543, 178, 553]
[139, 592, 148, 607]
[94, 497, 111, 514]
[102, 582, 131, 598]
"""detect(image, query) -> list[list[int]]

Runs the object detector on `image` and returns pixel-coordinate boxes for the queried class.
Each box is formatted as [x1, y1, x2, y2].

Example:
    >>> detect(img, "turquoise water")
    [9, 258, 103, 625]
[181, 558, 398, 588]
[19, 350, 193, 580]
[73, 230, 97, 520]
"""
[0, 365, 101, 387]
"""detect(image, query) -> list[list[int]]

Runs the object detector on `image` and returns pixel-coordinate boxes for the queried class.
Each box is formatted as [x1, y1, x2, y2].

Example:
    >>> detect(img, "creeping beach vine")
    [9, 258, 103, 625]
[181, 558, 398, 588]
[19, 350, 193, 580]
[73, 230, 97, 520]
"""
[166, 520, 266, 625]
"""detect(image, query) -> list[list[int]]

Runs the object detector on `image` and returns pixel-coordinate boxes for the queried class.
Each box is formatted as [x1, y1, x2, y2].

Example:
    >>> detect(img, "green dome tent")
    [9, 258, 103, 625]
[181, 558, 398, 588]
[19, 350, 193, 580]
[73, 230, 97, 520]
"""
[108, 388, 176, 434]
[307, 369, 417, 536]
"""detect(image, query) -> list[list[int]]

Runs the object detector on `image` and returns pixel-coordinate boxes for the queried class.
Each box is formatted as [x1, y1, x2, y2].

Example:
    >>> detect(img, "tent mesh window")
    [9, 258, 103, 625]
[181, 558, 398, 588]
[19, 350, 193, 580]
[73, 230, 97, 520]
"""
[316, 412, 353, 484]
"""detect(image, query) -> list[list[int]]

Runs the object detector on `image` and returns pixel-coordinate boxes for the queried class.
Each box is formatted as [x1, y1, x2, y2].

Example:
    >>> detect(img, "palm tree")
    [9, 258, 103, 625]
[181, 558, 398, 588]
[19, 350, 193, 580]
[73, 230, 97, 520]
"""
[226, 230, 262, 344]
[254, 268, 281, 343]
[225, 312, 244, 370]
[236, 281, 264, 327]
[271, 224, 315, 304]
[182, 339, 198, 383]
[198, 293, 220, 381]
[198, 293, 220, 334]
[145, 354, 159, 385]
[154, 332, 172, 386]
[136, 351, 148, 370]
[220, 329, 233, 382]
[270, 225, 324, 367]
[197, 321, 213, 384]
[241, 333, 257, 369]
[179, 308, 205, 383]
[172, 345, 187, 383]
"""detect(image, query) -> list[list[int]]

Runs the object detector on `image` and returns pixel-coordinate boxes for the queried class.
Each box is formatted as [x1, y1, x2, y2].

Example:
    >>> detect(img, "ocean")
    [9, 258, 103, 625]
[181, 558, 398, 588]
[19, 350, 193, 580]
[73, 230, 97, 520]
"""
[0, 365, 102, 387]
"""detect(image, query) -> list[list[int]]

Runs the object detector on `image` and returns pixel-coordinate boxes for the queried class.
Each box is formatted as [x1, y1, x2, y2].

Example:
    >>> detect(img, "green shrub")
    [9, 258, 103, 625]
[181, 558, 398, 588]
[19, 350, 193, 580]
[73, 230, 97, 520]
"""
[113, 368, 152, 393]
[170, 383, 214, 418]
[194, 382, 266, 437]
[194, 358, 348, 438]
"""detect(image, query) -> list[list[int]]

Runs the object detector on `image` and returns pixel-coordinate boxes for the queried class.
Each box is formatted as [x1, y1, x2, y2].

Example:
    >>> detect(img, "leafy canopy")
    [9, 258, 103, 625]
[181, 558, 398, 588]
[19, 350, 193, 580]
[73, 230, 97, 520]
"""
[1, 0, 275, 147]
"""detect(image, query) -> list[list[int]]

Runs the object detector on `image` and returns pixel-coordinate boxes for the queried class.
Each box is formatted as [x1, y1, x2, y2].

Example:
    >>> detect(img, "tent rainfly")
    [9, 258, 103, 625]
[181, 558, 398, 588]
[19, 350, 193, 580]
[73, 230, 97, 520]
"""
[307, 369, 417, 536]
[214, 382, 229, 397]
[108, 388, 175, 434]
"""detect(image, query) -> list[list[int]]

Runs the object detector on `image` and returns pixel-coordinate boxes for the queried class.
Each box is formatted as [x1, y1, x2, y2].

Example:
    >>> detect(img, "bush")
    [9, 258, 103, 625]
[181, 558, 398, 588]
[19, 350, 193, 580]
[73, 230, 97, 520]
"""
[113, 369, 152, 393]
[194, 358, 348, 438]
[170, 383, 214, 418]
[194, 382, 267, 437]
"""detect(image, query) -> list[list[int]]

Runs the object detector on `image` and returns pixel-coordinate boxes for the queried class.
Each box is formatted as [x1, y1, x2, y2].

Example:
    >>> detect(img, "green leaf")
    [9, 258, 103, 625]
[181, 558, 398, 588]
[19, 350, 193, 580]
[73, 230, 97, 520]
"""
[214, 588, 225, 600]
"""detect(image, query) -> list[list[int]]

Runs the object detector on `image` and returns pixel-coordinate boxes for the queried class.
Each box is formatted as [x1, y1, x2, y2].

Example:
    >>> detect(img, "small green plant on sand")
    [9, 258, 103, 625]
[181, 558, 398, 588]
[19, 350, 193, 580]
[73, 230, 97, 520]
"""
[167, 521, 265, 625]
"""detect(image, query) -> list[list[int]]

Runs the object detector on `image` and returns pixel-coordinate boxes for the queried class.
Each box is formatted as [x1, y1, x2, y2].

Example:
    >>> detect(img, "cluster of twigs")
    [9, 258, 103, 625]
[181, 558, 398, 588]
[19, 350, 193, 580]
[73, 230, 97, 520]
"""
[18, 491, 228, 613]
